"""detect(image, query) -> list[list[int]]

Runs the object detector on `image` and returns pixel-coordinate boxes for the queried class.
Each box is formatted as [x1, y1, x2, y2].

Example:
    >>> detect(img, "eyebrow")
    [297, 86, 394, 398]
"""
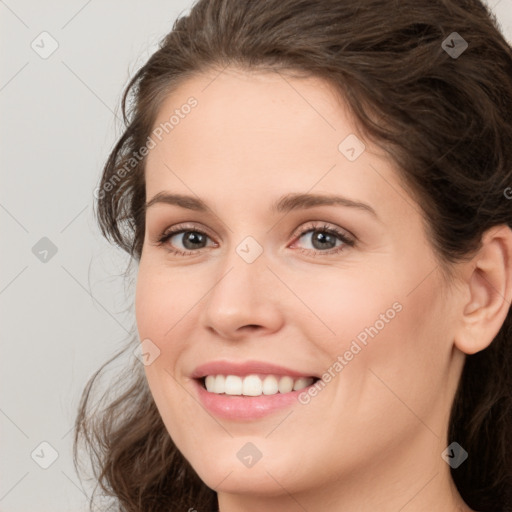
[145, 191, 378, 218]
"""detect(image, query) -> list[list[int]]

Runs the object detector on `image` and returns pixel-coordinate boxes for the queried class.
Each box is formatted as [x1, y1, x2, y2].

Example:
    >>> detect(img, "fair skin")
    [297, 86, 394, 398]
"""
[134, 66, 512, 512]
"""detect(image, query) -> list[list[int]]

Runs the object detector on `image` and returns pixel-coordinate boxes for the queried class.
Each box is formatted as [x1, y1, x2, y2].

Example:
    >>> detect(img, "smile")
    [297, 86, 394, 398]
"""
[202, 374, 318, 396]
[193, 376, 321, 420]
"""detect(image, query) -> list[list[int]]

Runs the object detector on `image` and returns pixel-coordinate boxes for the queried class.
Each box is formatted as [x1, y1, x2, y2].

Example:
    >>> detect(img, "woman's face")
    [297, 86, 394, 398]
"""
[135, 67, 465, 507]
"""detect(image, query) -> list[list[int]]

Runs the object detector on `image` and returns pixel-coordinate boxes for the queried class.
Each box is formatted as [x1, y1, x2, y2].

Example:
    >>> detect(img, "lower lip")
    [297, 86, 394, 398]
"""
[193, 378, 316, 420]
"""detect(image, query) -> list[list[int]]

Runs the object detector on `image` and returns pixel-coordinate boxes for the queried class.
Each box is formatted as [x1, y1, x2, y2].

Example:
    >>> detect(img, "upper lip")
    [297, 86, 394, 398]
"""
[191, 360, 319, 379]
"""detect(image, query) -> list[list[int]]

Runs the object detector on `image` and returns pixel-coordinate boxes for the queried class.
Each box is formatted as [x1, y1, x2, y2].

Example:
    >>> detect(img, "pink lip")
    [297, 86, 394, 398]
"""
[190, 359, 319, 421]
[192, 378, 318, 420]
[190, 359, 317, 379]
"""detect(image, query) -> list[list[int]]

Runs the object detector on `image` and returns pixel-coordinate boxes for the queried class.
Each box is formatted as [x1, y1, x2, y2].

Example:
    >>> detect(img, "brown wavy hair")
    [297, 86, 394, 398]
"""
[73, 0, 512, 510]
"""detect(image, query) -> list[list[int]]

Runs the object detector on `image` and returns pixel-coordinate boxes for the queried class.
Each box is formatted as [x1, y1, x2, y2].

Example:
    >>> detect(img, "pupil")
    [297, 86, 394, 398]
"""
[313, 231, 335, 249]
[184, 232, 205, 249]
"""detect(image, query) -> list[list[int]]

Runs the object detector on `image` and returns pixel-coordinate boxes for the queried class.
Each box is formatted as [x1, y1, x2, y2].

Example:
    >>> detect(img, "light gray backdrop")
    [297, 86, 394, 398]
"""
[1, 0, 511, 510]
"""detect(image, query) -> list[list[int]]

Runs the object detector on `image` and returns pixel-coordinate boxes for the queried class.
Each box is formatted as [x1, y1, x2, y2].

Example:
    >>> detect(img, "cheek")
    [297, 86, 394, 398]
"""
[292, 265, 402, 356]
[334, 270, 450, 425]
[312, 260, 449, 405]
[134, 262, 190, 404]
[134, 263, 197, 445]
[135, 260, 197, 340]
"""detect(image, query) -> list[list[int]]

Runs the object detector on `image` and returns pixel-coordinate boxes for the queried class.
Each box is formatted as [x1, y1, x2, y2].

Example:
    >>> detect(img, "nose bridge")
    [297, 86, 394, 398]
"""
[212, 233, 270, 305]
[200, 231, 283, 336]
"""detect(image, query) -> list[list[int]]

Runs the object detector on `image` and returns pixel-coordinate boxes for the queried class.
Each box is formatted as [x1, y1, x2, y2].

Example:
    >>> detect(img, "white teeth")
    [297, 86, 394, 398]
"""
[242, 375, 262, 396]
[225, 375, 243, 395]
[262, 375, 279, 395]
[293, 377, 313, 391]
[203, 374, 315, 396]
[205, 375, 216, 391]
[278, 376, 294, 393]
[213, 375, 225, 394]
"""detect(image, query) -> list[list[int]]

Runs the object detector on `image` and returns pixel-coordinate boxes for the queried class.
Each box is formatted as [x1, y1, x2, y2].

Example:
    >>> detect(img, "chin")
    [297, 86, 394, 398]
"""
[175, 435, 306, 495]
[197, 460, 297, 496]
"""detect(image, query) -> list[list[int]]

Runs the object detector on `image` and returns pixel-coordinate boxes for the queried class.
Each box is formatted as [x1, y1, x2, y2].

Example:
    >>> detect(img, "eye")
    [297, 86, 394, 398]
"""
[290, 222, 355, 256]
[156, 223, 216, 256]
[155, 221, 355, 256]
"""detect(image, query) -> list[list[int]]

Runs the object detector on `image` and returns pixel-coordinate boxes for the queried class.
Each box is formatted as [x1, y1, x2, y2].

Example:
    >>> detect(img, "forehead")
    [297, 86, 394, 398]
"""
[143, 67, 411, 225]
[149, 66, 356, 154]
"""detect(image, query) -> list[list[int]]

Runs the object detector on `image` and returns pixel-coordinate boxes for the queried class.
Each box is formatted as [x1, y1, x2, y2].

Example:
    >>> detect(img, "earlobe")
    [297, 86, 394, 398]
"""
[454, 225, 512, 355]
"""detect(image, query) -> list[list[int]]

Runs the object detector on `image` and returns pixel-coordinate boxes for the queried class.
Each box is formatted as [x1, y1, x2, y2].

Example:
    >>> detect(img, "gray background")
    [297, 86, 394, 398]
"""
[1, 1, 511, 510]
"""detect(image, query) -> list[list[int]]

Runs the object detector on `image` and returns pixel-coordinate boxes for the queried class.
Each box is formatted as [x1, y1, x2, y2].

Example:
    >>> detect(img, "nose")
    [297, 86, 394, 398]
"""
[199, 247, 284, 341]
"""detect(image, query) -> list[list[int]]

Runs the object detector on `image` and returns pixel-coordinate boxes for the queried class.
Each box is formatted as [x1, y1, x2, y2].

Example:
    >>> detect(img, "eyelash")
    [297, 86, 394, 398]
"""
[155, 221, 355, 257]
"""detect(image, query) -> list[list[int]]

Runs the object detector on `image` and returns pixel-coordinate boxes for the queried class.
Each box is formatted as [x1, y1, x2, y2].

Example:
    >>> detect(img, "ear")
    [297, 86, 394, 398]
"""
[453, 225, 512, 355]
